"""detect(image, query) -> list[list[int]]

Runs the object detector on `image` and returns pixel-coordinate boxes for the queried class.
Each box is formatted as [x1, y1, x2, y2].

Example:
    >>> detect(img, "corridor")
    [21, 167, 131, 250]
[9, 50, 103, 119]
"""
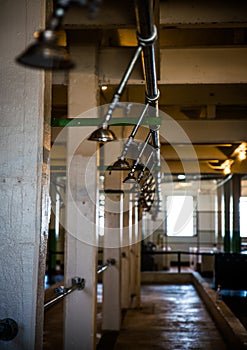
[44, 283, 231, 349]
[114, 284, 229, 350]
[2, 1, 247, 349]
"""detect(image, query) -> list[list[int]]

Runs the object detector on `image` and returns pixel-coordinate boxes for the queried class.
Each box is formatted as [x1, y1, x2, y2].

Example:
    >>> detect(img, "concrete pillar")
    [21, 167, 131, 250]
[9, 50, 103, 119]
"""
[217, 185, 223, 251]
[232, 174, 241, 253]
[129, 198, 141, 308]
[64, 37, 98, 349]
[0, 1, 50, 349]
[121, 210, 131, 310]
[102, 246, 121, 331]
[102, 169, 122, 331]
[224, 178, 231, 253]
[135, 206, 142, 308]
[130, 196, 137, 307]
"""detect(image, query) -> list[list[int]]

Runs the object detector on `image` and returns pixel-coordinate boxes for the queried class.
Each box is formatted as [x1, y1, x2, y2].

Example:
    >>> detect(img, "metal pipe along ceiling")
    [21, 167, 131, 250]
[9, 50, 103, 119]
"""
[134, 0, 159, 105]
[134, 0, 162, 214]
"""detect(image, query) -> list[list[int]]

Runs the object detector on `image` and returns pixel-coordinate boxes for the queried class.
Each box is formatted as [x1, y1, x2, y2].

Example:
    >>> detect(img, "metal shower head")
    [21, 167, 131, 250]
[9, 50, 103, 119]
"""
[16, 30, 75, 70]
[87, 127, 117, 142]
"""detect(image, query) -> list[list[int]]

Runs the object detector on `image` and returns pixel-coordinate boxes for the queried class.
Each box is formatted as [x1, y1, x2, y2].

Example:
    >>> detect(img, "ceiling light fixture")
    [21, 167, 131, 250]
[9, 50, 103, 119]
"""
[222, 159, 234, 175]
[238, 150, 246, 161]
[236, 143, 247, 161]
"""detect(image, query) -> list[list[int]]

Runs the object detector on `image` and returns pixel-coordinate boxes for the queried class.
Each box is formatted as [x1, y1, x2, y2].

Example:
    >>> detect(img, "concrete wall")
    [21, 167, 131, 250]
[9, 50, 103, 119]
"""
[0, 1, 48, 349]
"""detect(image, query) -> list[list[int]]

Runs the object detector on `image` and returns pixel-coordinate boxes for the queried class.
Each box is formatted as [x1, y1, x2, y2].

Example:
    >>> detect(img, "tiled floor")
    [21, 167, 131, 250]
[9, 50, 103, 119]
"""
[114, 284, 230, 350]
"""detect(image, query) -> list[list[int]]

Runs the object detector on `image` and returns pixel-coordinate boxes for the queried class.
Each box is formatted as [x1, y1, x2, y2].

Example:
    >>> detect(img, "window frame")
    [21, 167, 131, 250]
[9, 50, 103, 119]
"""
[165, 195, 197, 237]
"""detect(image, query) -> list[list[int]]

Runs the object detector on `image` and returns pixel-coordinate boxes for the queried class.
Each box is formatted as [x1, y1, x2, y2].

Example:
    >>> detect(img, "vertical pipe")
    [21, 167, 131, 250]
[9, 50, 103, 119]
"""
[217, 185, 223, 251]
[177, 251, 181, 273]
[134, 0, 159, 102]
[196, 207, 200, 269]
[134, 0, 162, 213]
[232, 174, 241, 253]
[224, 179, 231, 253]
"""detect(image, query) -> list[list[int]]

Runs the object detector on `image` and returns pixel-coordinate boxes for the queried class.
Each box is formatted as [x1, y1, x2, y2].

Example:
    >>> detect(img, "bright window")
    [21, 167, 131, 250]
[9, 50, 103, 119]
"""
[240, 197, 247, 237]
[166, 195, 194, 236]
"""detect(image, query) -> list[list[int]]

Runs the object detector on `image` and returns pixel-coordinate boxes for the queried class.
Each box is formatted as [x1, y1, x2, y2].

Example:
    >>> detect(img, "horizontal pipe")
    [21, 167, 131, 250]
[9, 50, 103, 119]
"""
[142, 250, 217, 256]
[97, 258, 116, 274]
[44, 277, 85, 311]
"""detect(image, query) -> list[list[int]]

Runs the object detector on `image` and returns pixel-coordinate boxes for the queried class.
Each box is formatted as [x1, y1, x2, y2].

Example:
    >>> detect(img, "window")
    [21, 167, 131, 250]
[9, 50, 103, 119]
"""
[240, 197, 247, 238]
[166, 195, 195, 236]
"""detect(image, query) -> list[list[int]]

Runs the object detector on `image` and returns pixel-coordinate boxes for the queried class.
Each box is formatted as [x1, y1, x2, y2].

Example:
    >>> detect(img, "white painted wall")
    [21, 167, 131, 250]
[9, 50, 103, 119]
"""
[144, 181, 218, 262]
[0, 1, 47, 349]
[64, 42, 98, 349]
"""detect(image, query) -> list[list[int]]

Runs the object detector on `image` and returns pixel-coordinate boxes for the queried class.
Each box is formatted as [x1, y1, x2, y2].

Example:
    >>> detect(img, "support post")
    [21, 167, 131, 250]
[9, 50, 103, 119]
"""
[135, 205, 143, 308]
[121, 209, 131, 310]
[232, 174, 241, 253]
[102, 169, 122, 331]
[224, 178, 231, 253]
[217, 185, 224, 251]
[64, 38, 98, 349]
[0, 2, 50, 349]
[130, 195, 138, 308]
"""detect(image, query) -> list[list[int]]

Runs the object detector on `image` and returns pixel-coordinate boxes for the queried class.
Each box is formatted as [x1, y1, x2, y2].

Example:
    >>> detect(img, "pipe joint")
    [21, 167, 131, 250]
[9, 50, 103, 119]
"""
[149, 124, 160, 132]
[145, 89, 160, 104]
[137, 25, 157, 47]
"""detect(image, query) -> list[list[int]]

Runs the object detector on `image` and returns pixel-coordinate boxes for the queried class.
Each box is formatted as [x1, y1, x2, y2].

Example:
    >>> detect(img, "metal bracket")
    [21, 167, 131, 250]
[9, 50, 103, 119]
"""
[106, 258, 116, 266]
[72, 277, 86, 290]
[54, 277, 86, 295]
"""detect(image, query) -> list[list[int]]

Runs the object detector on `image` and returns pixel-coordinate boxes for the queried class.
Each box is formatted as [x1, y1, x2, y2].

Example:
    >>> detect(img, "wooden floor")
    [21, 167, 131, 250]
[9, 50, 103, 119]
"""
[43, 282, 231, 349]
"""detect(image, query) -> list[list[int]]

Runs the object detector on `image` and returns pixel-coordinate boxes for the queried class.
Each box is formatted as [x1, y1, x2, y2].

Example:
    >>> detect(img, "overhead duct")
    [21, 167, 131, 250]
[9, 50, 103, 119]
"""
[134, 0, 162, 214]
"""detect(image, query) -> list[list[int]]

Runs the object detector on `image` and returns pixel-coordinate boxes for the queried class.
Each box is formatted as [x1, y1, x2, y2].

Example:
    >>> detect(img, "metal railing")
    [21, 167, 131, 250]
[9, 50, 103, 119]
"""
[44, 277, 85, 311]
[142, 250, 216, 273]
[44, 259, 116, 311]
[97, 258, 116, 275]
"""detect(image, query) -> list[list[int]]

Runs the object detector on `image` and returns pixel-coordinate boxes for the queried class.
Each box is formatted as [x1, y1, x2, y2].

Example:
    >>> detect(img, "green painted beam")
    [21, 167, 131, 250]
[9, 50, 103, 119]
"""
[97, 166, 161, 171]
[100, 189, 139, 194]
[51, 117, 162, 127]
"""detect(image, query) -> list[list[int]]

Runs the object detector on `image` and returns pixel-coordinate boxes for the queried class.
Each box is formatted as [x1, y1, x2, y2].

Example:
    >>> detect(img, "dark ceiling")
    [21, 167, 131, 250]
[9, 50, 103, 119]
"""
[52, 0, 247, 178]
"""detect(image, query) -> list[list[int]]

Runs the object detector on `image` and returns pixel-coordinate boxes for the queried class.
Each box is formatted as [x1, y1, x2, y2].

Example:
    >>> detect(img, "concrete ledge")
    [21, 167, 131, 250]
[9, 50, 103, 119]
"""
[141, 271, 247, 349]
[192, 272, 247, 350]
[141, 271, 192, 284]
